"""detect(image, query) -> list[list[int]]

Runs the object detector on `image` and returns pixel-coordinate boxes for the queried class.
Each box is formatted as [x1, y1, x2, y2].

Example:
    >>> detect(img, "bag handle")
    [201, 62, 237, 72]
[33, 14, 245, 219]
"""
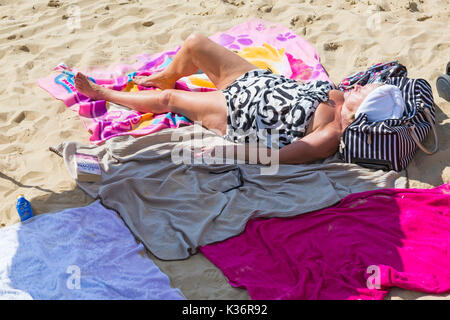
[409, 107, 438, 155]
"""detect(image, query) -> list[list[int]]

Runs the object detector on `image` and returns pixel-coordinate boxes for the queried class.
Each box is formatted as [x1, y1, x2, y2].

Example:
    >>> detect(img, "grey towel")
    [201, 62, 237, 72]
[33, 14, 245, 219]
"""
[54, 124, 407, 260]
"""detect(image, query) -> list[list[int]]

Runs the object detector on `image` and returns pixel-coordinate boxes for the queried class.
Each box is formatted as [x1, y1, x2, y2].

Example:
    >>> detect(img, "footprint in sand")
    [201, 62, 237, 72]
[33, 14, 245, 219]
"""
[258, 5, 272, 13]
[19, 45, 30, 53]
[223, 0, 245, 7]
[10, 110, 42, 124]
[142, 21, 154, 27]
[12, 111, 26, 124]
[59, 129, 74, 139]
[202, 268, 227, 287]
[47, 0, 61, 8]
[406, 1, 419, 12]
[323, 42, 342, 51]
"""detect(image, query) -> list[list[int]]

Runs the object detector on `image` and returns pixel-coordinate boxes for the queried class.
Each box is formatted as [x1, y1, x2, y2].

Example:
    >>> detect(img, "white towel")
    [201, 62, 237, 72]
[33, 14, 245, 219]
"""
[355, 84, 406, 122]
[0, 201, 185, 300]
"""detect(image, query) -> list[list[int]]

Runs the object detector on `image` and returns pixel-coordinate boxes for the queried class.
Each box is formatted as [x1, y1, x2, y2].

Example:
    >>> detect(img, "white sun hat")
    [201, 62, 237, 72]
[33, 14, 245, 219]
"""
[355, 84, 406, 122]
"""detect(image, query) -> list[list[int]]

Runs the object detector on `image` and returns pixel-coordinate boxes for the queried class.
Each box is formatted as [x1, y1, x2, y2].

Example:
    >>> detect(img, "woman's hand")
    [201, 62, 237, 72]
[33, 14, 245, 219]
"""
[194, 146, 217, 159]
[193, 144, 274, 165]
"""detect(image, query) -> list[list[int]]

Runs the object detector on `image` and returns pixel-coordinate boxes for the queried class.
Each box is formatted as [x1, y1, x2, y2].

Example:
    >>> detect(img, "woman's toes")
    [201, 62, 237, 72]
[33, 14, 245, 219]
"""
[74, 77, 85, 88]
[75, 72, 83, 81]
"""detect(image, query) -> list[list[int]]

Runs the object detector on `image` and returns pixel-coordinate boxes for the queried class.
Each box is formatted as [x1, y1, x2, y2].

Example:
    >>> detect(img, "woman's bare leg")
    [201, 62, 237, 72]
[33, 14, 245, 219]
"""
[133, 33, 257, 90]
[74, 73, 169, 113]
[74, 72, 228, 134]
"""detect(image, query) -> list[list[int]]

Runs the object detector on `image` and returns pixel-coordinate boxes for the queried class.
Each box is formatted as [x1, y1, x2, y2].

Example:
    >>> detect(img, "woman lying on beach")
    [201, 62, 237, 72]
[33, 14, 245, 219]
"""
[74, 34, 389, 165]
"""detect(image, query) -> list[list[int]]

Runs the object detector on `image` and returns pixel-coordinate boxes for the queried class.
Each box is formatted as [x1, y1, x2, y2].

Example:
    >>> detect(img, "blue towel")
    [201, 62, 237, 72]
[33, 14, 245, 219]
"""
[0, 201, 185, 300]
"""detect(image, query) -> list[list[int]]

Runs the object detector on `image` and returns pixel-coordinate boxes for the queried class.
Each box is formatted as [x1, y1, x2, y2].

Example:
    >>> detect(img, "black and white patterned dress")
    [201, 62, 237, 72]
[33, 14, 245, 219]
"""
[221, 69, 334, 149]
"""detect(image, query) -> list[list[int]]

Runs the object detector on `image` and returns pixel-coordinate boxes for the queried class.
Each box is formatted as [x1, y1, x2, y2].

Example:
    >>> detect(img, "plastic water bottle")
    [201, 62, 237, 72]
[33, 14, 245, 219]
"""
[16, 195, 33, 222]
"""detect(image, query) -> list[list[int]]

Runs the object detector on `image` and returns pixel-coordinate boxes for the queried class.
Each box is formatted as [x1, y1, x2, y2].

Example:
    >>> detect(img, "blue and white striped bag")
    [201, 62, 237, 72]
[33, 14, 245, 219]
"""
[338, 63, 438, 172]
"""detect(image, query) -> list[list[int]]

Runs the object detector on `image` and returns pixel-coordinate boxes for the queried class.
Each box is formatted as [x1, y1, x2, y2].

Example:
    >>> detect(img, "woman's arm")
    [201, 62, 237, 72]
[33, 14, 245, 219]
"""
[199, 125, 341, 165]
[277, 125, 341, 164]
[198, 143, 274, 165]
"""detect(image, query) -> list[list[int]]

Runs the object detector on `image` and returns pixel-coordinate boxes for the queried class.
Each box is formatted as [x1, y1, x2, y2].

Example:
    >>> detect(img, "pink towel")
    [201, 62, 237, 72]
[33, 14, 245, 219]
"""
[201, 184, 450, 300]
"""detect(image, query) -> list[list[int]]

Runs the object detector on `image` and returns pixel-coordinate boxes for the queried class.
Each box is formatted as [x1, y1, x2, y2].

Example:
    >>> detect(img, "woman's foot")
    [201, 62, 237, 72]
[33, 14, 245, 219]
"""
[132, 72, 176, 90]
[74, 72, 106, 100]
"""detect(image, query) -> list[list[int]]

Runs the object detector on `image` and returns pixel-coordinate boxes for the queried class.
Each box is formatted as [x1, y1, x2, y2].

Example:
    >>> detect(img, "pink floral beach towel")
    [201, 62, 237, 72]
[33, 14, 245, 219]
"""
[37, 19, 332, 144]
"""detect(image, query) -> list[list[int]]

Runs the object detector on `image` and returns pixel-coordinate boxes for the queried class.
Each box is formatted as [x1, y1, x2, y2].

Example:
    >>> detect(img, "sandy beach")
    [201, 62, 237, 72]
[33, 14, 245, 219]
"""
[0, 0, 449, 300]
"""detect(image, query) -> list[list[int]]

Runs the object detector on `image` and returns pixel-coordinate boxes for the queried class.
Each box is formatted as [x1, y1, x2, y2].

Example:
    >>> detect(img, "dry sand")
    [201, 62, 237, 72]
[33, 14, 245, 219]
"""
[0, 0, 449, 300]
